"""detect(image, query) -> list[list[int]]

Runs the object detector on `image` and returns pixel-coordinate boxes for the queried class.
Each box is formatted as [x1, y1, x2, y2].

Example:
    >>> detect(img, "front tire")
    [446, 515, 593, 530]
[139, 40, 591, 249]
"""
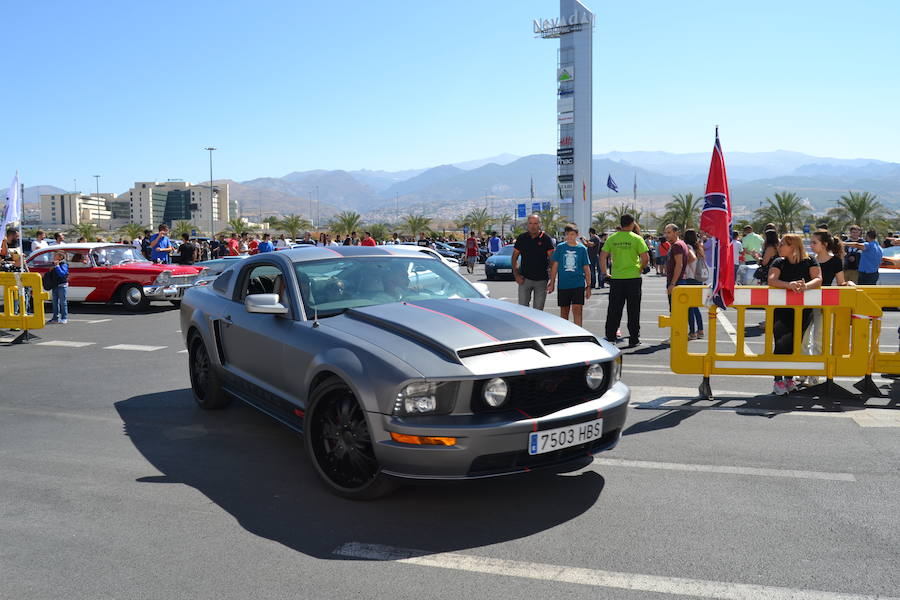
[188, 334, 231, 409]
[120, 284, 150, 311]
[305, 377, 394, 500]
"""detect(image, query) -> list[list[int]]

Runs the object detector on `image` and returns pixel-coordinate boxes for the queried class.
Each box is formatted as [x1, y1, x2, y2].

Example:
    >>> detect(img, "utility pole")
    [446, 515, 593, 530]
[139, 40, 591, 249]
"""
[204, 147, 217, 236]
[315, 185, 319, 229]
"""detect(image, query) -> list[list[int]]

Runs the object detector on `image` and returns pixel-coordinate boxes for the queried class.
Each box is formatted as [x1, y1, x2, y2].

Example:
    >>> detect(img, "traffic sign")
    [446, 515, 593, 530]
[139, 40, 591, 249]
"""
[531, 202, 541, 214]
[803, 224, 811, 234]
[542, 202, 551, 211]
[517, 204, 526, 218]
[463, 225, 469, 234]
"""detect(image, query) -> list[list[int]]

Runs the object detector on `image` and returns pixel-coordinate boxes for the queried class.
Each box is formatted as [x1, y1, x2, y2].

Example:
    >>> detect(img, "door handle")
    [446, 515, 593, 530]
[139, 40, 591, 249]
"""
[223, 315, 233, 325]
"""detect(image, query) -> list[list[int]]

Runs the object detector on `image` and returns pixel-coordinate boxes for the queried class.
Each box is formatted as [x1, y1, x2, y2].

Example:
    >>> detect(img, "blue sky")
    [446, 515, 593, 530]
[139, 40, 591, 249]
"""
[4, 0, 898, 193]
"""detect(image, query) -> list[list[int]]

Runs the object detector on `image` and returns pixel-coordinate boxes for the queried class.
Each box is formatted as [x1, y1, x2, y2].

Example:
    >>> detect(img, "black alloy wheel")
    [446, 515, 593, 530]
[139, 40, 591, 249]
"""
[305, 377, 393, 499]
[188, 334, 230, 409]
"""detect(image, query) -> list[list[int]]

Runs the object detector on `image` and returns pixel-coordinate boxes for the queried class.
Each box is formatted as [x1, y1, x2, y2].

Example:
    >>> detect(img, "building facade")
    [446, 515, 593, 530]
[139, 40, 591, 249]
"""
[127, 180, 230, 232]
[40, 193, 116, 227]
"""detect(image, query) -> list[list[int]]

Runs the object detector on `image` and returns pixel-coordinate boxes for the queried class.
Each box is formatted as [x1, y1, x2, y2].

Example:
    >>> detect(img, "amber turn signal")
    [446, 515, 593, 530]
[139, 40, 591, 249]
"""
[389, 432, 457, 446]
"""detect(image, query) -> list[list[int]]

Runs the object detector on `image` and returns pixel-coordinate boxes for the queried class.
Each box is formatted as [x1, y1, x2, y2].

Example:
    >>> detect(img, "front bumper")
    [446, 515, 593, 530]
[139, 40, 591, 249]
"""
[371, 381, 630, 480]
[143, 283, 193, 299]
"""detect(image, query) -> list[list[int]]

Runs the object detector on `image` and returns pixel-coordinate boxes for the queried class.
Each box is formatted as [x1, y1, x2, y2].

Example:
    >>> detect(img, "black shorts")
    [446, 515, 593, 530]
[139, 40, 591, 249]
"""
[557, 286, 585, 306]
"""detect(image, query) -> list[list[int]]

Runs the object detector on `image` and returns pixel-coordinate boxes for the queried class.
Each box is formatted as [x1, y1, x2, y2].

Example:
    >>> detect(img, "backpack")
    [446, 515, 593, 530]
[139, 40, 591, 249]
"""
[695, 257, 710, 282]
[42, 268, 59, 291]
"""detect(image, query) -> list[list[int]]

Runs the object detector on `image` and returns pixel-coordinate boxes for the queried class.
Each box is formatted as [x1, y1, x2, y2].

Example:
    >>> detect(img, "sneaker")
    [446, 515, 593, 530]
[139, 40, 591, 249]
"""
[47, 319, 59, 324]
[59, 319, 68, 324]
[688, 332, 698, 340]
[805, 376, 822, 386]
[696, 330, 704, 339]
[626, 338, 642, 348]
[785, 379, 798, 393]
[773, 381, 788, 396]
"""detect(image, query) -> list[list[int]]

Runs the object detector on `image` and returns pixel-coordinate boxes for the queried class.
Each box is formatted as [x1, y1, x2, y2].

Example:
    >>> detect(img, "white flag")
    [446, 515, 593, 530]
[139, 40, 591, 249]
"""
[1, 171, 20, 236]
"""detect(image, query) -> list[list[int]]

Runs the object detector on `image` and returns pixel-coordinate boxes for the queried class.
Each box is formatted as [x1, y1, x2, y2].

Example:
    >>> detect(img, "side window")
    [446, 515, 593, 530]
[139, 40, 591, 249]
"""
[66, 251, 93, 268]
[28, 252, 55, 267]
[241, 264, 289, 307]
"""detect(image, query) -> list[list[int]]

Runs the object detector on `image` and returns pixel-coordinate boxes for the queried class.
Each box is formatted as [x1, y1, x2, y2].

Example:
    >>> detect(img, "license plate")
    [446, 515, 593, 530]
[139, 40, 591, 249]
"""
[496, 268, 512, 273]
[528, 418, 603, 455]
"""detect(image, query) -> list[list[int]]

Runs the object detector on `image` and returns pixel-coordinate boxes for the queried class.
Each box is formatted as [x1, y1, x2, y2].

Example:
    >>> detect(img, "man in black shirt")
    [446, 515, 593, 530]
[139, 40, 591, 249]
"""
[582, 227, 602, 289]
[512, 213, 555, 310]
[175, 233, 196, 265]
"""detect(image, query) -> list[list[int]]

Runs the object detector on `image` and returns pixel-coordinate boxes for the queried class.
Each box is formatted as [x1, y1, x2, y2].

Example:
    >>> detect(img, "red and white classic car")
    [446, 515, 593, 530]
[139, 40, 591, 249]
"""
[26, 243, 205, 311]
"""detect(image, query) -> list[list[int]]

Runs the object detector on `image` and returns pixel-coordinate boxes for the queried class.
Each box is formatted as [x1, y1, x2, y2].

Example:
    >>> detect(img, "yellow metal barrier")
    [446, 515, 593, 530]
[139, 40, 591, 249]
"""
[658, 285, 886, 399]
[855, 286, 900, 385]
[0, 272, 51, 336]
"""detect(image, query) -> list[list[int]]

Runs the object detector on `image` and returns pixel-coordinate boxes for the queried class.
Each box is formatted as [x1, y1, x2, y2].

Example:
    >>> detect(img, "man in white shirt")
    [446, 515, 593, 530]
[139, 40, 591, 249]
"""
[30, 230, 49, 254]
[132, 236, 143, 250]
[49, 232, 65, 246]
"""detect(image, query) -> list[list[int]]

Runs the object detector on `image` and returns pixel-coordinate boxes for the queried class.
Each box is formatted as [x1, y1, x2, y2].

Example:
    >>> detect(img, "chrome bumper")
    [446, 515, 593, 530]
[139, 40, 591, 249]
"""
[142, 283, 193, 299]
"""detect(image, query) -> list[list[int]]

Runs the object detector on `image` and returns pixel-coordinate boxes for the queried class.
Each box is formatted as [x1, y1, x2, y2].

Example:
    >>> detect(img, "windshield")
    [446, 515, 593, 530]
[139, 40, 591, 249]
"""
[883, 245, 900, 259]
[495, 245, 514, 256]
[293, 257, 481, 318]
[92, 246, 150, 266]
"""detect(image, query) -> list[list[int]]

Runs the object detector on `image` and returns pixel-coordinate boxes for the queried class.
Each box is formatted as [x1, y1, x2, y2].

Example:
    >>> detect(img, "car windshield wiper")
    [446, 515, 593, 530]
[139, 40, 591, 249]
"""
[314, 308, 350, 318]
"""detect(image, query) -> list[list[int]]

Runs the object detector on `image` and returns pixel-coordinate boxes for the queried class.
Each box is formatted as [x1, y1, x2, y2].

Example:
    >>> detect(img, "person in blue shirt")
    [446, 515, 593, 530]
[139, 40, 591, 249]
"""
[488, 232, 503, 255]
[547, 223, 591, 326]
[845, 229, 884, 285]
[149, 224, 173, 264]
[47, 251, 70, 324]
[257, 233, 275, 253]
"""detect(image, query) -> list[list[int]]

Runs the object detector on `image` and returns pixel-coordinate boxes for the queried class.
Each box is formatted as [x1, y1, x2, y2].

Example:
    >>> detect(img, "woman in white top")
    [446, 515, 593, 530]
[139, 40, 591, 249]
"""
[682, 229, 706, 339]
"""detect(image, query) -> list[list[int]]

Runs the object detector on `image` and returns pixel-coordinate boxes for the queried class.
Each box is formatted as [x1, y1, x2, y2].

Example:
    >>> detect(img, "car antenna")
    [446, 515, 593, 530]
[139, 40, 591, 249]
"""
[313, 305, 319, 328]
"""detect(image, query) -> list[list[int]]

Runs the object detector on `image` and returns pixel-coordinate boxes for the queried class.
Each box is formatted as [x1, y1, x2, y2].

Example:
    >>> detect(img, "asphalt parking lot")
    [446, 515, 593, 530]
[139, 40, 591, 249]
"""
[1, 266, 898, 599]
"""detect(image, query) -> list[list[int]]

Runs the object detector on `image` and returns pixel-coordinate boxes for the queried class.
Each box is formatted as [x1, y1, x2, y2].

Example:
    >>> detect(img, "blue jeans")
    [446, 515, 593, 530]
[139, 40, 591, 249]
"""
[684, 279, 704, 333]
[52, 284, 68, 320]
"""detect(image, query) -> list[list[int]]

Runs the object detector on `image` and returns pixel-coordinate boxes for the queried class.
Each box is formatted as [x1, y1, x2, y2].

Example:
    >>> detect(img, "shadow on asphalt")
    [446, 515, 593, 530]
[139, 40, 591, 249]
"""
[67, 302, 177, 316]
[622, 408, 698, 435]
[115, 389, 606, 559]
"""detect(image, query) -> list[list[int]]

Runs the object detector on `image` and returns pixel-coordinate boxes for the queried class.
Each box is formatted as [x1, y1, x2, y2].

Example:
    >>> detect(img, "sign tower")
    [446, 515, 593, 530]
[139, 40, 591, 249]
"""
[535, 0, 594, 235]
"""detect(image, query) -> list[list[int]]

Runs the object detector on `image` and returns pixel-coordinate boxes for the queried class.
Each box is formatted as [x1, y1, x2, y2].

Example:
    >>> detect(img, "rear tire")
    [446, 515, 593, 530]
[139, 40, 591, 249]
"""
[305, 377, 394, 500]
[188, 334, 231, 409]
[120, 284, 150, 311]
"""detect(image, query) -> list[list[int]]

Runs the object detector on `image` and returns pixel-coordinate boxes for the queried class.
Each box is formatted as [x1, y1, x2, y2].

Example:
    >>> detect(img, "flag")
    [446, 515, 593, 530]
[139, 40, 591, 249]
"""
[582, 179, 586, 202]
[530, 176, 535, 200]
[1, 171, 20, 237]
[699, 128, 734, 309]
[606, 174, 618, 192]
[633, 172, 637, 202]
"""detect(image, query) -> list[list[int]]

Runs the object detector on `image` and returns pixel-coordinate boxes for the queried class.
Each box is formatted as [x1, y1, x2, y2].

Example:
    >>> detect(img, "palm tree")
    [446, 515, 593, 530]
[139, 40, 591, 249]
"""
[263, 215, 282, 226]
[69, 222, 99, 241]
[592, 211, 615, 233]
[330, 211, 363, 236]
[367, 222, 390, 243]
[827, 191, 886, 229]
[662, 193, 702, 231]
[400, 214, 432, 237]
[538, 207, 566, 237]
[754, 191, 810, 233]
[277, 214, 311, 240]
[608, 203, 643, 227]
[228, 218, 250, 236]
[453, 215, 470, 231]
[495, 213, 513, 237]
[119, 222, 147, 241]
[465, 208, 492, 235]
[171, 220, 196, 238]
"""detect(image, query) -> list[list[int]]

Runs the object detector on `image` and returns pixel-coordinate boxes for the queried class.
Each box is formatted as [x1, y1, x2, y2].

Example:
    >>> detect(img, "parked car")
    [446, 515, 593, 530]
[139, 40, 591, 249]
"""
[26, 243, 205, 310]
[484, 245, 517, 280]
[433, 241, 465, 259]
[193, 255, 248, 287]
[445, 240, 488, 263]
[180, 245, 628, 499]
[398, 243, 462, 269]
[878, 245, 900, 285]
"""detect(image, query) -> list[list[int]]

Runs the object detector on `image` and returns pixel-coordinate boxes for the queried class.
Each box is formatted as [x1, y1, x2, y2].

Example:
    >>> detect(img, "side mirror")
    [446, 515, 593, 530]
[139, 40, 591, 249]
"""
[472, 282, 490, 298]
[245, 293, 288, 315]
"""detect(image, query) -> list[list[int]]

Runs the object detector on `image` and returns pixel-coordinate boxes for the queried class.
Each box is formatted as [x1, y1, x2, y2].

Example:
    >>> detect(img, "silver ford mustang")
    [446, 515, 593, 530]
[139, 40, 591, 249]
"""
[180, 246, 629, 499]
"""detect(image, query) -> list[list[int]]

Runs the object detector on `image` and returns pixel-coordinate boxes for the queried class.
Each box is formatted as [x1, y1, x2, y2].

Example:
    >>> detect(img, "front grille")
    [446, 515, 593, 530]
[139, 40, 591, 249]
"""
[470, 363, 610, 417]
[172, 274, 198, 285]
[467, 428, 620, 476]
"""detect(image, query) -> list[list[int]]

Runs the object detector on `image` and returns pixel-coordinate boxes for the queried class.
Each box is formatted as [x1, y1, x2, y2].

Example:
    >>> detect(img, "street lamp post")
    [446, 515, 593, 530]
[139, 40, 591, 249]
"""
[204, 147, 217, 236]
[93, 175, 101, 232]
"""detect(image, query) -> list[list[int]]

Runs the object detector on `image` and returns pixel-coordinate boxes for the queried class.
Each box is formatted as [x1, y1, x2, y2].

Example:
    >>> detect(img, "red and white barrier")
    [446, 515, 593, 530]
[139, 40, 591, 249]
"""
[732, 288, 841, 307]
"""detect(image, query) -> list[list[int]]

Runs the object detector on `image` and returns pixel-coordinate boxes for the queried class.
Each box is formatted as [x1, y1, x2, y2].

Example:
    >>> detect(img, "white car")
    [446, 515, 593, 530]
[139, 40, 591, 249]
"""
[394, 244, 462, 272]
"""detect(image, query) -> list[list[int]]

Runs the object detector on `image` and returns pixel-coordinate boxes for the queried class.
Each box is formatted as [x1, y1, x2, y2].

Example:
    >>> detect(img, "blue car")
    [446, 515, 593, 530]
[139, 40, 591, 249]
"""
[484, 246, 517, 280]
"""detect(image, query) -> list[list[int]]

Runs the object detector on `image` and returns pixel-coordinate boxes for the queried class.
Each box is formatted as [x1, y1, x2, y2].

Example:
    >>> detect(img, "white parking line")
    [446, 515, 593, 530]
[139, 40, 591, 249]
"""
[177, 349, 188, 354]
[716, 309, 753, 355]
[64, 318, 111, 324]
[36, 340, 96, 348]
[333, 543, 888, 600]
[103, 344, 167, 352]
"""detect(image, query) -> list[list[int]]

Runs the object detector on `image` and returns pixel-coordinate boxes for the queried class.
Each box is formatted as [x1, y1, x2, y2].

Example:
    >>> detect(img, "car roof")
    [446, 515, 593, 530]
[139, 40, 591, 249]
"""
[279, 245, 440, 263]
[32, 243, 127, 252]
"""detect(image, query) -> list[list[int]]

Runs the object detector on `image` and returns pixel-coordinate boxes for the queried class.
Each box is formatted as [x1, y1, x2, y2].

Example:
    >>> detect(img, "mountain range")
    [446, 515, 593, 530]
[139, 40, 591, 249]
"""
[12, 151, 900, 224]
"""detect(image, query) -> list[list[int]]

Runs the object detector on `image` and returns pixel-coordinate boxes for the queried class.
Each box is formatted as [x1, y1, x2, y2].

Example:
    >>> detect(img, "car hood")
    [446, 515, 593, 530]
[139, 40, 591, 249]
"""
[109, 263, 203, 275]
[486, 255, 513, 266]
[322, 298, 616, 377]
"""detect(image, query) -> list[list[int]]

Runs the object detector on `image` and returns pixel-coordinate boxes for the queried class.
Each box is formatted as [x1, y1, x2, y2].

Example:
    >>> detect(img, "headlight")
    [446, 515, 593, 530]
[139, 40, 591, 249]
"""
[612, 356, 622, 383]
[483, 377, 508, 407]
[394, 381, 458, 416]
[154, 270, 173, 285]
[585, 363, 605, 390]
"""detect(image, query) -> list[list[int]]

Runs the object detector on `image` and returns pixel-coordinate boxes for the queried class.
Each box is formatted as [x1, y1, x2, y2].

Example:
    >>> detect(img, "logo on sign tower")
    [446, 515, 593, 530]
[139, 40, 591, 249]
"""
[534, 0, 594, 236]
